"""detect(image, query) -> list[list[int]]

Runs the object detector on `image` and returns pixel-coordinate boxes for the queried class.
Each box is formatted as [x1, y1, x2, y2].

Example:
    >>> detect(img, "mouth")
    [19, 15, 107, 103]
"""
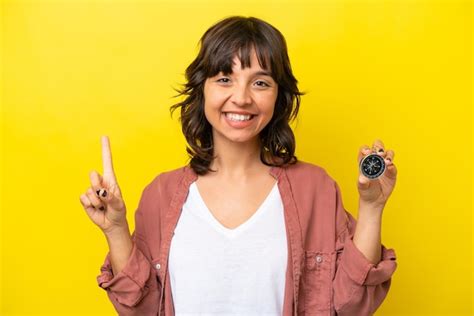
[222, 112, 258, 129]
[223, 112, 257, 122]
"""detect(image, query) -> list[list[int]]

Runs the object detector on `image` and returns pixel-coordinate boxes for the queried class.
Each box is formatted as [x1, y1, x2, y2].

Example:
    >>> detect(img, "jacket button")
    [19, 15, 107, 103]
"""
[315, 255, 323, 263]
[155, 263, 161, 270]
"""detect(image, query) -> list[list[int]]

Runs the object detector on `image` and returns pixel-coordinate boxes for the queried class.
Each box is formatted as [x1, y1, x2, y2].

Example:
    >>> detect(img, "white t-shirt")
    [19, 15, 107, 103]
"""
[168, 180, 288, 316]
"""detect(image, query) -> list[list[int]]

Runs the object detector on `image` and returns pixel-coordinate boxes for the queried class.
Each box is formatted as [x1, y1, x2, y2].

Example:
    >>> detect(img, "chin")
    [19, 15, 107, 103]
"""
[219, 132, 259, 144]
[227, 136, 256, 143]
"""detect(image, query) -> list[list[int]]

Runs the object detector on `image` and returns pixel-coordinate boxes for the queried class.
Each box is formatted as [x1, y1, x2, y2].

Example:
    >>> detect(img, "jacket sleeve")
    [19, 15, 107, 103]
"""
[96, 184, 161, 316]
[332, 181, 397, 315]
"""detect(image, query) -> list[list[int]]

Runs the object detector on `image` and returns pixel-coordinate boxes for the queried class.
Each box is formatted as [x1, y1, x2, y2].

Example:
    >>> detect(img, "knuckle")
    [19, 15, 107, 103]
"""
[80, 195, 88, 203]
[91, 199, 102, 207]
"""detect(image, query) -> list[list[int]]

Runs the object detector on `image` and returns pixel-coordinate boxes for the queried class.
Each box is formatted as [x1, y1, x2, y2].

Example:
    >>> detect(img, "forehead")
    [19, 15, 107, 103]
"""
[206, 42, 273, 77]
[230, 49, 269, 73]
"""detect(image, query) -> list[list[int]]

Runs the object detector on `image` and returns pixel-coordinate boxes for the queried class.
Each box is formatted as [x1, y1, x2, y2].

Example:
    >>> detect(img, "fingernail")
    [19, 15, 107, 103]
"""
[378, 148, 384, 153]
[102, 190, 107, 197]
[99, 206, 105, 211]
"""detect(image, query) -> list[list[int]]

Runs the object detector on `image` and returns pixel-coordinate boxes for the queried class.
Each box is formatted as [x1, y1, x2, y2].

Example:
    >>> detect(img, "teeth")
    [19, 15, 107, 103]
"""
[225, 113, 253, 121]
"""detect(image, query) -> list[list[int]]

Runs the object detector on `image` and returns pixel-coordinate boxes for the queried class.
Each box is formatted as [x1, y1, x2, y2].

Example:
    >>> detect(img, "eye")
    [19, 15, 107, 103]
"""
[255, 80, 270, 87]
[216, 77, 231, 83]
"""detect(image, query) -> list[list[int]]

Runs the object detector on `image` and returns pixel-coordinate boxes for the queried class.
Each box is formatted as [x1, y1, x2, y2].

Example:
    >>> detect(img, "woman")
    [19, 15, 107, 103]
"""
[79, 16, 398, 316]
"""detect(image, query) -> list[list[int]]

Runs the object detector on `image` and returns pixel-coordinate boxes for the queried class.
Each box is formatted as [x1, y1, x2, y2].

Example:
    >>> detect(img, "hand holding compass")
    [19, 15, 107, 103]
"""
[357, 140, 397, 208]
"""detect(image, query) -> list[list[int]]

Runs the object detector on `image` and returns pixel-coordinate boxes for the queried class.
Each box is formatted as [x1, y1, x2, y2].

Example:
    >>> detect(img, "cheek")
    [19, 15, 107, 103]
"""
[264, 107, 276, 126]
[203, 86, 218, 118]
[203, 99, 221, 121]
[203, 103, 217, 127]
[259, 93, 277, 117]
[261, 95, 278, 127]
[204, 89, 227, 112]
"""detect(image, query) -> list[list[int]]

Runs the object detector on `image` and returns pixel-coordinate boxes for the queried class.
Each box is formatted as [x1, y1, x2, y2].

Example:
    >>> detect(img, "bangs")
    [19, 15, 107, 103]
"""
[199, 19, 276, 79]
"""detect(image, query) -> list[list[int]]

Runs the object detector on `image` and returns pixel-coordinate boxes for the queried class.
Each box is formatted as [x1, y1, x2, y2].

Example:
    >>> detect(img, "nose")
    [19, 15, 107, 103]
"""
[230, 83, 252, 106]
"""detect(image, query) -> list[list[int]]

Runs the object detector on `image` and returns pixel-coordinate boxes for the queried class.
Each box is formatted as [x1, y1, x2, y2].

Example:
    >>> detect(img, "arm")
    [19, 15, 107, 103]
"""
[352, 201, 383, 265]
[104, 226, 133, 277]
[332, 182, 397, 315]
[96, 184, 161, 316]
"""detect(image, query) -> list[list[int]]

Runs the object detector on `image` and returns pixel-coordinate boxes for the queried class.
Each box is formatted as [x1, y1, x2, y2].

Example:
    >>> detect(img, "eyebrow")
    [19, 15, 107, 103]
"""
[217, 70, 273, 78]
[253, 70, 272, 77]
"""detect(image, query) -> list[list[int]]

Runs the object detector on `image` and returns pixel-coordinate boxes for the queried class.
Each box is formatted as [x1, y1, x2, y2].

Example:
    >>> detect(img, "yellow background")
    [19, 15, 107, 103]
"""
[1, 0, 472, 315]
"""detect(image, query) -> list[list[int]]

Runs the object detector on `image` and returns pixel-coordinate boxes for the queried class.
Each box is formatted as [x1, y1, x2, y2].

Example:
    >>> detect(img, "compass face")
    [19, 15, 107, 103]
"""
[359, 154, 386, 179]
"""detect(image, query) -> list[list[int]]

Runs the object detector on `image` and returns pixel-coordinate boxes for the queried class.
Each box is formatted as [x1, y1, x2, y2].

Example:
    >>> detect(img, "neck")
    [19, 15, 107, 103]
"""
[209, 133, 264, 179]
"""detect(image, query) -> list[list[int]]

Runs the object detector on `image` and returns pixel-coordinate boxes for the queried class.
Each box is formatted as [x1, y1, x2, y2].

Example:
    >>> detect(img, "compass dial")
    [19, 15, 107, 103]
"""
[359, 153, 386, 179]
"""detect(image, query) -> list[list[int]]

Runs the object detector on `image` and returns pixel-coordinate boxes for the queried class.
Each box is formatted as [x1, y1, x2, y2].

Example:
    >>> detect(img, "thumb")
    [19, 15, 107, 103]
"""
[96, 183, 125, 211]
[357, 173, 371, 190]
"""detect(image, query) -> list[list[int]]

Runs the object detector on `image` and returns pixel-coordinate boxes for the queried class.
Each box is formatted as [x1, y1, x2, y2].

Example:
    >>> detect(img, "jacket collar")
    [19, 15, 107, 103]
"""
[183, 163, 284, 182]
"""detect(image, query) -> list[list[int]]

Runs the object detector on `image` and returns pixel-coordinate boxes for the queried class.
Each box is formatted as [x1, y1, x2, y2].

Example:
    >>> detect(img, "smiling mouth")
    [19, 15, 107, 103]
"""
[223, 112, 257, 121]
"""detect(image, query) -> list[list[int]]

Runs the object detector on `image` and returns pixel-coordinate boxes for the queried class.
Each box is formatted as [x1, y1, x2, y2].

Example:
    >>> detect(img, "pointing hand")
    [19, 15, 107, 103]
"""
[79, 136, 128, 235]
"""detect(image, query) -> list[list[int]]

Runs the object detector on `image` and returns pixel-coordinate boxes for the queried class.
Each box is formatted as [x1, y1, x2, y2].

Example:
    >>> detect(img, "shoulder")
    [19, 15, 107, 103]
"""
[153, 165, 188, 185]
[284, 159, 337, 188]
[140, 165, 188, 199]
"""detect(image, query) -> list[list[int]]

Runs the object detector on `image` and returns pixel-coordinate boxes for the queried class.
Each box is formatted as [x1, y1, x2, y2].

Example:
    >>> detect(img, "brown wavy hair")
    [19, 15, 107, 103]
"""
[170, 16, 303, 175]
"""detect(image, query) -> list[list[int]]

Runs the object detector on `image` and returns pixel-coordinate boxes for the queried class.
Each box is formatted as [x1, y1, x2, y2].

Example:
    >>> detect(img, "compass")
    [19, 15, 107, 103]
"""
[359, 153, 386, 179]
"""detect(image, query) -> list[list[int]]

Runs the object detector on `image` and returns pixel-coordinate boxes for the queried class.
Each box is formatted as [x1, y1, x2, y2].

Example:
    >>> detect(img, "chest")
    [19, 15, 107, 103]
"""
[153, 167, 340, 316]
[194, 176, 278, 229]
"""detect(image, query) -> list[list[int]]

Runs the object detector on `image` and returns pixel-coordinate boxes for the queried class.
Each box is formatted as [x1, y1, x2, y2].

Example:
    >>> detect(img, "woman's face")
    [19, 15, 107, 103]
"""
[203, 49, 278, 146]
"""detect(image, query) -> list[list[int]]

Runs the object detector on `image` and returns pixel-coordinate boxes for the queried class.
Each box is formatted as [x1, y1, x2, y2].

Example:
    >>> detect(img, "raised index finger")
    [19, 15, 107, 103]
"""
[101, 135, 117, 182]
